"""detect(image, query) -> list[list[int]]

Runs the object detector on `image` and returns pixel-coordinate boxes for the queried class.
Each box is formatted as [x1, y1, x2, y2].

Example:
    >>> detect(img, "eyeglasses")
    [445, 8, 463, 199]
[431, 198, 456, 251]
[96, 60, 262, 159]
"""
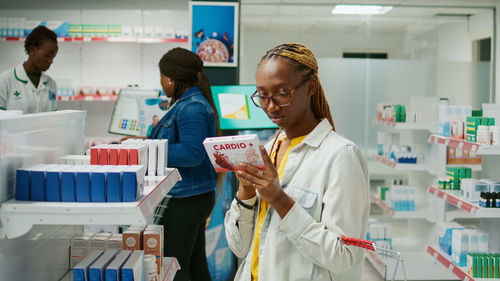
[251, 78, 309, 109]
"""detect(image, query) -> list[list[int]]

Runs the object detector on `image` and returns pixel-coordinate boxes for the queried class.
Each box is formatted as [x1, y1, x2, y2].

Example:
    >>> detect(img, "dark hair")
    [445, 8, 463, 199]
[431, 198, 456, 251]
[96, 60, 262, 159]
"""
[259, 43, 335, 130]
[159, 47, 221, 135]
[24, 26, 57, 55]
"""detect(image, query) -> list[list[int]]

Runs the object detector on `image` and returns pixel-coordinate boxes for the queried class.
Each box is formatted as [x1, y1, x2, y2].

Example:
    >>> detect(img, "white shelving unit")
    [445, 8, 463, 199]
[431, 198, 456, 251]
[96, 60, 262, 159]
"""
[1, 36, 188, 43]
[426, 186, 500, 218]
[371, 195, 429, 219]
[426, 246, 493, 281]
[60, 257, 181, 281]
[365, 243, 458, 280]
[370, 119, 458, 280]
[1, 168, 181, 239]
[424, 131, 500, 280]
[373, 119, 439, 132]
[371, 154, 428, 171]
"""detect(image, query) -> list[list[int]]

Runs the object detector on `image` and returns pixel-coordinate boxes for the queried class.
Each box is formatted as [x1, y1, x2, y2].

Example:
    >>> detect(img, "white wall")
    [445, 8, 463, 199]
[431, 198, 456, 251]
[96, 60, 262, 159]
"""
[239, 28, 406, 84]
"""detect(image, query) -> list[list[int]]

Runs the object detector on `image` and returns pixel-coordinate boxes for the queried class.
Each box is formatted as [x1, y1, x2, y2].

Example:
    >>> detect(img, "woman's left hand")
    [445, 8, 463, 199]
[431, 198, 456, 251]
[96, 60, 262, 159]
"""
[237, 145, 283, 205]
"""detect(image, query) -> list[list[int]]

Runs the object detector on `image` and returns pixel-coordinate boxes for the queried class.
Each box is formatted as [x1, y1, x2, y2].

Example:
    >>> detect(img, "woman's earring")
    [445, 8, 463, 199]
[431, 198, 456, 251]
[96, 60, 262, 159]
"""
[169, 80, 172, 85]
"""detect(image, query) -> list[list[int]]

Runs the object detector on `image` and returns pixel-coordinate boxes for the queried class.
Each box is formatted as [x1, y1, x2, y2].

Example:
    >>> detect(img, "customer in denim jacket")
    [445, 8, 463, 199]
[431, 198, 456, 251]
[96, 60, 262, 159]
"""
[150, 47, 220, 281]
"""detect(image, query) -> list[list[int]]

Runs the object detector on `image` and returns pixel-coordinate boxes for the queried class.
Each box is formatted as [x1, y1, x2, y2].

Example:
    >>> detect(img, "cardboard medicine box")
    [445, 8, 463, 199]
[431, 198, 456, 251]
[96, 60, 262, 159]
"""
[203, 134, 264, 172]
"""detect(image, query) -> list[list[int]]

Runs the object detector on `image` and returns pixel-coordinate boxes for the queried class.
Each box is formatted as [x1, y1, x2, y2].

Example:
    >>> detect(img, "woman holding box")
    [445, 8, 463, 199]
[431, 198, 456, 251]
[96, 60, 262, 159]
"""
[0, 26, 58, 113]
[224, 43, 370, 281]
[149, 47, 220, 281]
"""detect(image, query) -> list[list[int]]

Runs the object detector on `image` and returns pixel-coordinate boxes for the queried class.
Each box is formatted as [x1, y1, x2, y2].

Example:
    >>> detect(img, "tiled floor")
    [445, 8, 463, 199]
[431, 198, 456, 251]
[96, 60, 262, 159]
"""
[362, 258, 385, 281]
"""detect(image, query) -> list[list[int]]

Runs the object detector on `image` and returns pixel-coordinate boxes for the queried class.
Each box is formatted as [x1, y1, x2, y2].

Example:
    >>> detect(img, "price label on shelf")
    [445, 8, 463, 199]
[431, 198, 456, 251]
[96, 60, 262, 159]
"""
[442, 194, 448, 200]
[464, 277, 469, 281]
[456, 201, 462, 208]
[448, 264, 454, 271]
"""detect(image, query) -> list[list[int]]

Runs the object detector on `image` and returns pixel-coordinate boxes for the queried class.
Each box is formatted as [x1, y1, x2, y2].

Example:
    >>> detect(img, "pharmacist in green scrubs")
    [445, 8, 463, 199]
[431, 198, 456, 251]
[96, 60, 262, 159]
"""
[0, 26, 58, 113]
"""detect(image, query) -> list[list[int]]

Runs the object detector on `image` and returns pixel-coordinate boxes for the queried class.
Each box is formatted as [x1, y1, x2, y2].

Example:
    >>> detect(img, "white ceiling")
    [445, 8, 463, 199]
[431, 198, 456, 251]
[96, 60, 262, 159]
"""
[0, 0, 495, 36]
[240, 1, 494, 35]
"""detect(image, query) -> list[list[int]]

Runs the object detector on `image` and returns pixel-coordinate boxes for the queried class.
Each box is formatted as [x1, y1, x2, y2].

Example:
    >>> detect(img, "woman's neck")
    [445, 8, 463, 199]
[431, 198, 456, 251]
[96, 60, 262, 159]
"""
[23, 61, 41, 75]
[283, 111, 319, 140]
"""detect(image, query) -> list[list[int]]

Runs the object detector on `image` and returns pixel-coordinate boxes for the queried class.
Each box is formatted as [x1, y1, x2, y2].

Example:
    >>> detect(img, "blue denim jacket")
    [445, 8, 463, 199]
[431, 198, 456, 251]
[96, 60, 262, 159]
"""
[150, 86, 217, 198]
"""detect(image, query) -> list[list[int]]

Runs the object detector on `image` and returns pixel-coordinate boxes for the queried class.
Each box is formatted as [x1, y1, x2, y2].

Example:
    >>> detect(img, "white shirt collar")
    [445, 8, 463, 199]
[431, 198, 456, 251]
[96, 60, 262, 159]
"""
[14, 64, 49, 88]
[275, 118, 333, 148]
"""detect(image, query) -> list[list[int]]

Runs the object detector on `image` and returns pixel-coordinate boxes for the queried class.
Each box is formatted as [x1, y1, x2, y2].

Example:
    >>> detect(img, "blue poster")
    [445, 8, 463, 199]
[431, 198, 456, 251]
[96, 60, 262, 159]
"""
[190, 2, 238, 67]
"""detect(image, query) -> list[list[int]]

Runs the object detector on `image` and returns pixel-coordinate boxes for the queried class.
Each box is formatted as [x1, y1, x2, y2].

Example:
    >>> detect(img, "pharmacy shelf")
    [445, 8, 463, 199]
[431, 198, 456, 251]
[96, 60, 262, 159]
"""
[426, 245, 493, 281]
[428, 134, 481, 153]
[426, 186, 500, 218]
[371, 195, 428, 219]
[60, 257, 180, 281]
[366, 247, 456, 280]
[373, 119, 439, 131]
[0, 168, 181, 239]
[446, 164, 482, 171]
[476, 145, 500, 155]
[1, 36, 188, 43]
[57, 94, 118, 101]
[371, 154, 427, 171]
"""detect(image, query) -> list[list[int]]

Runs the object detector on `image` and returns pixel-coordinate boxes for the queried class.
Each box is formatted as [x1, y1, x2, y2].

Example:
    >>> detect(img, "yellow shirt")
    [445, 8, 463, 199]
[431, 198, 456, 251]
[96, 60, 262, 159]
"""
[250, 134, 307, 281]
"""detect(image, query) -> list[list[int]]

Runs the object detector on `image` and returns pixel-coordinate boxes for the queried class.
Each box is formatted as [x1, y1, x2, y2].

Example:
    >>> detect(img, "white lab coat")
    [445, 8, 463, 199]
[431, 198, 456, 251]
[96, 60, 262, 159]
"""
[0, 64, 57, 113]
[224, 119, 370, 281]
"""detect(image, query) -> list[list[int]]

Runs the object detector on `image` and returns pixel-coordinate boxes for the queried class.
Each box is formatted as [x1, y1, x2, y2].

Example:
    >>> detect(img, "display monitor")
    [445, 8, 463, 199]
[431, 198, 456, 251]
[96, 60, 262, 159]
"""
[108, 89, 161, 136]
[211, 85, 278, 130]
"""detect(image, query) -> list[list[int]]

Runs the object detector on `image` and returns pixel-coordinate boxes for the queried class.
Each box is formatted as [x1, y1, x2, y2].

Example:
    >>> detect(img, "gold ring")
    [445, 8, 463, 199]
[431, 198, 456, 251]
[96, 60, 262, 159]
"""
[258, 170, 264, 177]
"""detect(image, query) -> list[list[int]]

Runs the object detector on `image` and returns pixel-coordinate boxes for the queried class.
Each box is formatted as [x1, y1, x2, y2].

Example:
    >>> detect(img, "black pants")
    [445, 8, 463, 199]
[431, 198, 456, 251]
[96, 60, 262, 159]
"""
[159, 190, 215, 281]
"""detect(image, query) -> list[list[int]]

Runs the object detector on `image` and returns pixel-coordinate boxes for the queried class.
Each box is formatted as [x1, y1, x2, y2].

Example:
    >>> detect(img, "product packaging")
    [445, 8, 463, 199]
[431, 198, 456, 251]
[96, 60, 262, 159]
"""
[89, 249, 118, 281]
[123, 227, 144, 251]
[75, 165, 94, 202]
[90, 233, 112, 251]
[121, 250, 144, 281]
[90, 166, 108, 202]
[61, 166, 77, 202]
[105, 250, 131, 281]
[122, 165, 145, 202]
[203, 134, 264, 172]
[106, 166, 122, 202]
[73, 250, 104, 281]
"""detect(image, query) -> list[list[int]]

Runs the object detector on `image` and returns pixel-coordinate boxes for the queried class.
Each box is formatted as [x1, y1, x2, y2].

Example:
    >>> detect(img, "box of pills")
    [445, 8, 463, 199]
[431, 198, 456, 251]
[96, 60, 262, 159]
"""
[90, 166, 108, 202]
[61, 166, 77, 202]
[145, 140, 157, 176]
[143, 229, 162, 274]
[155, 139, 168, 176]
[90, 147, 99, 165]
[98, 146, 109, 165]
[73, 250, 104, 281]
[106, 166, 122, 202]
[76, 165, 94, 202]
[122, 229, 143, 251]
[121, 250, 144, 281]
[106, 234, 123, 250]
[122, 165, 145, 202]
[105, 250, 131, 281]
[90, 233, 111, 251]
[15, 167, 31, 201]
[89, 249, 118, 281]
[30, 165, 50, 201]
[203, 134, 264, 172]
[108, 147, 119, 165]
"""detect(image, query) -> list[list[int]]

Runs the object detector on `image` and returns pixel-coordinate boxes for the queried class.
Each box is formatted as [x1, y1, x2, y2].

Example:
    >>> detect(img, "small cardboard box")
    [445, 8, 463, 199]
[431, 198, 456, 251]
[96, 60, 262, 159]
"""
[203, 134, 263, 172]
